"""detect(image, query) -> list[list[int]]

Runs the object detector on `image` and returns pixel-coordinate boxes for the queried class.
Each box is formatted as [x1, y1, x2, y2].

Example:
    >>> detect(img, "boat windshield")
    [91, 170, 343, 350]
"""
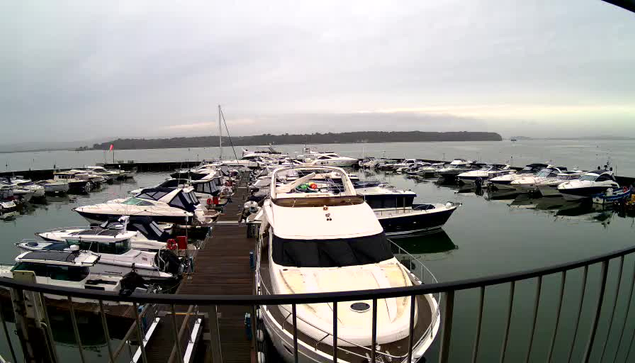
[68, 239, 131, 254]
[122, 198, 154, 206]
[536, 169, 553, 178]
[12, 263, 89, 281]
[272, 233, 393, 268]
[580, 174, 599, 182]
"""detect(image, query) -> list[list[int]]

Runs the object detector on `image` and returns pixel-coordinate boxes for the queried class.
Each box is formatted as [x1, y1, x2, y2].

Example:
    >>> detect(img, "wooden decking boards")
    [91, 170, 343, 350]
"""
[151, 174, 255, 363]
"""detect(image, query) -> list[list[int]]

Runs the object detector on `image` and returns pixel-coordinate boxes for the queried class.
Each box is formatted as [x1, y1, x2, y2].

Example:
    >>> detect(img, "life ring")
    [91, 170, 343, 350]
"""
[623, 186, 629, 192]
[167, 239, 178, 250]
[207, 198, 213, 206]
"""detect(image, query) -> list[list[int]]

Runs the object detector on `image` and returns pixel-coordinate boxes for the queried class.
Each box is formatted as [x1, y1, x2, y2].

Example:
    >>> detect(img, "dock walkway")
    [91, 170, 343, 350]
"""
[151, 174, 255, 363]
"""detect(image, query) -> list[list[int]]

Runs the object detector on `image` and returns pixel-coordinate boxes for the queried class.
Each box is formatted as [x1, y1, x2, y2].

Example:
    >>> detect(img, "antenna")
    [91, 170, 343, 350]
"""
[219, 107, 238, 161]
[218, 105, 223, 160]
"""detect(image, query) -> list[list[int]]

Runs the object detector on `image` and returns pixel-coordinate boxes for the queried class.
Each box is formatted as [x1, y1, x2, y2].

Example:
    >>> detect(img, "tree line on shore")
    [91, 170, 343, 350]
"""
[90, 131, 502, 150]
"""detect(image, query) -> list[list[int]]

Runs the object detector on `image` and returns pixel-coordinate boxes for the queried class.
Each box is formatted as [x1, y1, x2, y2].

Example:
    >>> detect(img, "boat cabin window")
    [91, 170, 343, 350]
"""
[122, 198, 154, 206]
[12, 263, 89, 281]
[272, 233, 393, 268]
[168, 192, 197, 212]
[318, 156, 332, 160]
[69, 240, 131, 254]
[596, 174, 614, 182]
[138, 190, 170, 201]
[363, 195, 414, 209]
[580, 174, 599, 182]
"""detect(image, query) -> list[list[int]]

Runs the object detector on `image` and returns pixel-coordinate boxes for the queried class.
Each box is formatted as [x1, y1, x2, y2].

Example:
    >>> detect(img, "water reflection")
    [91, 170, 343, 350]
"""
[391, 230, 457, 255]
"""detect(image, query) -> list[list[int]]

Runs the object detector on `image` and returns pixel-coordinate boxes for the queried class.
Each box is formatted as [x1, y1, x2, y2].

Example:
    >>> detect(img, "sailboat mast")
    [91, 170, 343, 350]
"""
[218, 105, 223, 160]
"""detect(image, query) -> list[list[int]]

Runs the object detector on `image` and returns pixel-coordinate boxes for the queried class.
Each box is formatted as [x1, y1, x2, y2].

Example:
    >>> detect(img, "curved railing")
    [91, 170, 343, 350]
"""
[2, 242, 635, 362]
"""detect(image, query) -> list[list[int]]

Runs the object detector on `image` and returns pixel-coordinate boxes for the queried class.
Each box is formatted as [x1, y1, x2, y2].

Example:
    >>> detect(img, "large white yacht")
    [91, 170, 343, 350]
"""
[307, 152, 359, 167]
[510, 166, 568, 192]
[457, 164, 513, 185]
[558, 169, 620, 200]
[535, 170, 584, 197]
[74, 187, 211, 225]
[256, 166, 439, 362]
[488, 163, 549, 190]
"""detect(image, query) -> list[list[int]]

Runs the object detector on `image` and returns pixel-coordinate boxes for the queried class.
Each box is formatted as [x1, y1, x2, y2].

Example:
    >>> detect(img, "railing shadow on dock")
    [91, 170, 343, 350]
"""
[2, 241, 635, 363]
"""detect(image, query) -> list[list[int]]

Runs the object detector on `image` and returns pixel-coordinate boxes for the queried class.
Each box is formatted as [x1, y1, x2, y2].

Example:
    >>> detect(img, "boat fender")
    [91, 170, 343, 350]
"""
[256, 329, 265, 343]
[257, 352, 266, 363]
[207, 198, 213, 206]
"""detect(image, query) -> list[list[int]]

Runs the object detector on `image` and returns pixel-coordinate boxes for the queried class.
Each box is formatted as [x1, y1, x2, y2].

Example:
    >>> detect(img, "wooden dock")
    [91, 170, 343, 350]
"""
[150, 174, 255, 363]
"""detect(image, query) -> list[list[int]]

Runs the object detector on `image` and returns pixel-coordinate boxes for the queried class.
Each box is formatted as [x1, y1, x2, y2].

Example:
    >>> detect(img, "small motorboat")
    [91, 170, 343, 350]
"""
[592, 187, 632, 205]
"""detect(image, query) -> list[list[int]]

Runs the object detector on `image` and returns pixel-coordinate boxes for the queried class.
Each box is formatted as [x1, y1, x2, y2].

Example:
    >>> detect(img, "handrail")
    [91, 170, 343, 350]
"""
[2, 242, 635, 304]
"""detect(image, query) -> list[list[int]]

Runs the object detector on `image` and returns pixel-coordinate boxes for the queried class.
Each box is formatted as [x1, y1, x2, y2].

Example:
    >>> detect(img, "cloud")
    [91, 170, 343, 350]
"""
[1, 0, 634, 144]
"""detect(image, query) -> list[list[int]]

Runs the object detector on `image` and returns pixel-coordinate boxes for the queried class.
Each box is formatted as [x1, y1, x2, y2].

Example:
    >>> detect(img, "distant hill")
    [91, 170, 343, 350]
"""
[90, 131, 502, 150]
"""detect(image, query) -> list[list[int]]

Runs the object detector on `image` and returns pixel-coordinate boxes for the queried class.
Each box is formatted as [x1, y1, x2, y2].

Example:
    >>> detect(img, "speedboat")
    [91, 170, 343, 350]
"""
[171, 162, 218, 180]
[37, 179, 70, 194]
[435, 159, 473, 181]
[242, 146, 288, 160]
[36, 216, 173, 250]
[0, 249, 129, 293]
[510, 166, 568, 193]
[417, 162, 445, 178]
[53, 171, 93, 193]
[5, 177, 45, 199]
[356, 183, 458, 236]
[488, 163, 549, 190]
[558, 170, 620, 201]
[457, 164, 513, 185]
[130, 177, 224, 202]
[308, 152, 359, 167]
[535, 170, 584, 197]
[16, 236, 183, 281]
[74, 187, 212, 225]
[255, 166, 440, 362]
[0, 181, 34, 202]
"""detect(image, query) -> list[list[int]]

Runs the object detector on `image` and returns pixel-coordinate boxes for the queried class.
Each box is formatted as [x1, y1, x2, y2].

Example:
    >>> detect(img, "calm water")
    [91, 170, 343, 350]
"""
[1, 139, 633, 175]
[1, 167, 635, 361]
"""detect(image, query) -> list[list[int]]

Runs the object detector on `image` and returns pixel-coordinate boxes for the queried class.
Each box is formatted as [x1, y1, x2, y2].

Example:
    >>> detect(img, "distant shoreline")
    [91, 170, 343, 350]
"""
[88, 131, 503, 151]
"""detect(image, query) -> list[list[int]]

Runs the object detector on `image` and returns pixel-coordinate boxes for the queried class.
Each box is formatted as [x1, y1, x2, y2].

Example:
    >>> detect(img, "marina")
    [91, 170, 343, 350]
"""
[1, 143, 635, 362]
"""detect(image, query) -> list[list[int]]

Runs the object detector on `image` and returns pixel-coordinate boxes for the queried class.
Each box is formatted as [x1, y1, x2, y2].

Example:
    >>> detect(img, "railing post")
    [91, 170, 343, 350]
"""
[10, 287, 37, 361]
[372, 297, 378, 363]
[0, 295, 18, 363]
[332, 301, 338, 362]
[499, 281, 515, 363]
[547, 271, 567, 363]
[438, 290, 455, 363]
[133, 302, 148, 363]
[567, 265, 589, 363]
[612, 258, 635, 363]
[525, 276, 543, 363]
[208, 305, 223, 363]
[170, 304, 185, 363]
[471, 287, 485, 363]
[408, 294, 416, 363]
[98, 300, 115, 363]
[292, 303, 299, 363]
[599, 256, 624, 362]
[582, 260, 609, 363]
[68, 296, 86, 363]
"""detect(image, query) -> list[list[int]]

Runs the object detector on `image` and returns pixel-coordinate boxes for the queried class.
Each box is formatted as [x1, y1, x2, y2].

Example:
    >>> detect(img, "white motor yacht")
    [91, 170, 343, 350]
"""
[53, 171, 93, 193]
[74, 187, 212, 225]
[558, 169, 620, 200]
[256, 166, 440, 362]
[510, 166, 568, 192]
[488, 163, 549, 190]
[0, 249, 126, 293]
[435, 159, 473, 180]
[356, 183, 458, 236]
[308, 152, 359, 167]
[7, 177, 46, 198]
[16, 236, 183, 281]
[36, 216, 172, 251]
[535, 170, 584, 197]
[457, 164, 513, 185]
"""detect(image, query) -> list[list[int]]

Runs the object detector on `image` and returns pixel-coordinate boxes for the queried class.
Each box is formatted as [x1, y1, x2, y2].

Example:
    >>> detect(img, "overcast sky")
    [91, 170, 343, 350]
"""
[1, 1, 634, 145]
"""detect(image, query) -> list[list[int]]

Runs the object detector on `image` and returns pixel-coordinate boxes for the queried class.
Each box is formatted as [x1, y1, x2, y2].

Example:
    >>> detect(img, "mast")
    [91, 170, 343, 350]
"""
[218, 105, 223, 160]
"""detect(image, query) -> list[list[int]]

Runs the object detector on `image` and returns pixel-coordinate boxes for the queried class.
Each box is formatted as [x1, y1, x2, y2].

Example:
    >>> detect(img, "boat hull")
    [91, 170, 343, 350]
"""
[376, 204, 457, 236]
[560, 186, 614, 201]
[75, 210, 191, 225]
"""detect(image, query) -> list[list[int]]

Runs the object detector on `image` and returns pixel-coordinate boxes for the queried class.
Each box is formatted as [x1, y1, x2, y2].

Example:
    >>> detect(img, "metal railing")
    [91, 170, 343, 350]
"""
[3, 243, 635, 362]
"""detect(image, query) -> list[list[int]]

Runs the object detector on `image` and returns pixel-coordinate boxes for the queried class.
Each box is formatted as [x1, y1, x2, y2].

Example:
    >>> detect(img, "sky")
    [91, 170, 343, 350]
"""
[1, 0, 634, 146]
